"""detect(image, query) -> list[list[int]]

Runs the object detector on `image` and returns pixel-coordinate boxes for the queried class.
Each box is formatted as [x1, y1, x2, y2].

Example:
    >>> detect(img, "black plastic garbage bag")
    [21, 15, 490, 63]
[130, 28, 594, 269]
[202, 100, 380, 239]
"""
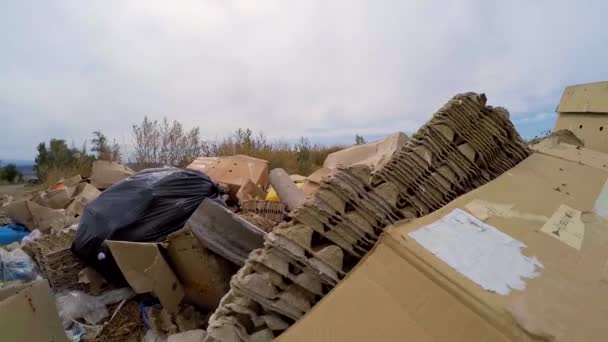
[71, 167, 220, 283]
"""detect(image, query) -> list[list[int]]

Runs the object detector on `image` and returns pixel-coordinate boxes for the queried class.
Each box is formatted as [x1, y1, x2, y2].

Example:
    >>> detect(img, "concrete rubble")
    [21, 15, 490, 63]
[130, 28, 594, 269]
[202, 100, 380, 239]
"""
[204, 93, 531, 341]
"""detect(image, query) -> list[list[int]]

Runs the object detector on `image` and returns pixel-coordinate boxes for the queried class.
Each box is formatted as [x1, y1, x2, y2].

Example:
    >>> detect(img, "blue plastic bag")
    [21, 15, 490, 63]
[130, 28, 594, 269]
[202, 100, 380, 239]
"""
[0, 224, 29, 245]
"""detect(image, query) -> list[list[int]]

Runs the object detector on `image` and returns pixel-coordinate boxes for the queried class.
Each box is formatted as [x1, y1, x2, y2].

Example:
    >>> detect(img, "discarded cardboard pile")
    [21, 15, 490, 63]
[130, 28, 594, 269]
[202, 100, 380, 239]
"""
[280, 144, 608, 341]
[22, 229, 84, 290]
[204, 93, 531, 341]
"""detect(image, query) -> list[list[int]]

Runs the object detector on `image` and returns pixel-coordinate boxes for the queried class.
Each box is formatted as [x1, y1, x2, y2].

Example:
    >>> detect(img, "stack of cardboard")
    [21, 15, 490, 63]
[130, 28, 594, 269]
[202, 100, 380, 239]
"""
[204, 93, 531, 341]
[240, 200, 286, 223]
[279, 146, 608, 341]
[23, 230, 84, 289]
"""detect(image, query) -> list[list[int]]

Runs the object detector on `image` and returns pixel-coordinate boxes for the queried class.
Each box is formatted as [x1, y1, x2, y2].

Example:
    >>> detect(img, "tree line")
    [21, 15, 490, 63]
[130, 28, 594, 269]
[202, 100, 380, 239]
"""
[34, 116, 366, 183]
[0, 162, 23, 183]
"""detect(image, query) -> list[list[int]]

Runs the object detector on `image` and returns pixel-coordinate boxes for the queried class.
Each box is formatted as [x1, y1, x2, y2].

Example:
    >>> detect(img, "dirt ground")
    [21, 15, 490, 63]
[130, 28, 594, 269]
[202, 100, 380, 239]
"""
[0, 183, 42, 201]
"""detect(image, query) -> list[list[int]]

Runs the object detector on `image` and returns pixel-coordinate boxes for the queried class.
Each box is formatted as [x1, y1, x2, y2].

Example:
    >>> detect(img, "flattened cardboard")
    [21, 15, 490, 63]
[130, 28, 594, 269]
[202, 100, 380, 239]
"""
[0, 200, 67, 233]
[188, 155, 269, 195]
[106, 240, 184, 313]
[90, 160, 134, 190]
[165, 229, 234, 311]
[66, 183, 101, 218]
[0, 280, 69, 342]
[554, 81, 608, 153]
[323, 132, 407, 172]
[281, 153, 608, 342]
[553, 114, 608, 153]
[235, 179, 267, 203]
[532, 140, 608, 170]
[557, 81, 608, 113]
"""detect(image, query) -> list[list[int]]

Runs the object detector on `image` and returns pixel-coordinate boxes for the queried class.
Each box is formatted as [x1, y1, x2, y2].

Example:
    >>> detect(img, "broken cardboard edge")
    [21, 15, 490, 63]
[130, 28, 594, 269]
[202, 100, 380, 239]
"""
[106, 240, 184, 313]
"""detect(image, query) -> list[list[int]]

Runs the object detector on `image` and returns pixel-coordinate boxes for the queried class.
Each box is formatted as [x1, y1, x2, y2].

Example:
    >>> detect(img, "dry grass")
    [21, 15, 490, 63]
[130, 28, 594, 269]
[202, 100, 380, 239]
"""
[208, 133, 345, 176]
[42, 161, 92, 188]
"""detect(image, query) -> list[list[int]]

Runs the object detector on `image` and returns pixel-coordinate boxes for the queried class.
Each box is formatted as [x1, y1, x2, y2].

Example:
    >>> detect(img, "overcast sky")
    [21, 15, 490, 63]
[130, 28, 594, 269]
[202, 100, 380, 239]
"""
[2, 0, 607, 161]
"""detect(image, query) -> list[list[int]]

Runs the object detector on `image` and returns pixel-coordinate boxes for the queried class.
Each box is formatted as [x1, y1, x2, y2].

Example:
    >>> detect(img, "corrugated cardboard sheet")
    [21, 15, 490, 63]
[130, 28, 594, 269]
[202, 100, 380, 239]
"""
[279, 152, 608, 341]
[557, 81, 608, 113]
[188, 155, 269, 195]
[0, 281, 69, 342]
[554, 81, 608, 153]
[107, 240, 185, 313]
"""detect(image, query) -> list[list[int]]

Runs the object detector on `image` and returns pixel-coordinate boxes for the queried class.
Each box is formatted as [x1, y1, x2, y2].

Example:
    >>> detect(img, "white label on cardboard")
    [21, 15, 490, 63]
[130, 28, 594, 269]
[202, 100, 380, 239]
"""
[408, 208, 543, 295]
[593, 179, 608, 220]
[540, 204, 584, 250]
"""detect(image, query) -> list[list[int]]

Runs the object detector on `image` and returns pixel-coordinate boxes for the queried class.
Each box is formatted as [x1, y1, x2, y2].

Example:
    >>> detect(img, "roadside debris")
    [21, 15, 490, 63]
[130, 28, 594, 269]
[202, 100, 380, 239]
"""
[71, 167, 219, 282]
[187, 199, 266, 267]
[188, 155, 269, 200]
[7, 90, 597, 341]
[268, 168, 305, 211]
[90, 160, 135, 190]
[204, 93, 531, 341]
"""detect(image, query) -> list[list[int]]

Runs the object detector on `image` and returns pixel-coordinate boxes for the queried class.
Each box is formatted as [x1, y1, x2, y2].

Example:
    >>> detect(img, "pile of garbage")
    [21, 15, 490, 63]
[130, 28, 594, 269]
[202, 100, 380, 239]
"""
[0, 93, 530, 342]
[203, 93, 530, 341]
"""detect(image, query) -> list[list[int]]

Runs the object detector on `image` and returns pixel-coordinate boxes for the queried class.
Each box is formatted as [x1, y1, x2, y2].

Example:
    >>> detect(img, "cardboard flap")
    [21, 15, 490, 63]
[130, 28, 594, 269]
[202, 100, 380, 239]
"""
[0, 281, 69, 342]
[106, 240, 184, 312]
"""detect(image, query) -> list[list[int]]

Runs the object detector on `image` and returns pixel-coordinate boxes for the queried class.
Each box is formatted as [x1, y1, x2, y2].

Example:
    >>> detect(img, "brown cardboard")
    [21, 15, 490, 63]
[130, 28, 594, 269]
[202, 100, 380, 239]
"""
[235, 179, 267, 203]
[187, 155, 269, 195]
[106, 240, 185, 313]
[557, 81, 608, 113]
[165, 229, 235, 311]
[323, 132, 407, 172]
[531, 141, 608, 171]
[65, 183, 101, 218]
[553, 114, 608, 153]
[280, 153, 608, 342]
[554, 81, 608, 153]
[0, 200, 67, 233]
[0, 280, 69, 342]
[90, 160, 135, 189]
[57, 174, 83, 187]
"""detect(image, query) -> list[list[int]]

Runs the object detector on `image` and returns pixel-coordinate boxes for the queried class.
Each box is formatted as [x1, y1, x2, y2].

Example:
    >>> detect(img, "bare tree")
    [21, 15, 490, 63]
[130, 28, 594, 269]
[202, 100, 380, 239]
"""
[132, 116, 204, 167]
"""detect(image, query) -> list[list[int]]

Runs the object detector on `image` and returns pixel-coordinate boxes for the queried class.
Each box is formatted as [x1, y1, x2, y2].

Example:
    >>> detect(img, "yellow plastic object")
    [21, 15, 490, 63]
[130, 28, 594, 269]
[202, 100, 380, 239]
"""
[266, 186, 280, 201]
[265, 183, 304, 201]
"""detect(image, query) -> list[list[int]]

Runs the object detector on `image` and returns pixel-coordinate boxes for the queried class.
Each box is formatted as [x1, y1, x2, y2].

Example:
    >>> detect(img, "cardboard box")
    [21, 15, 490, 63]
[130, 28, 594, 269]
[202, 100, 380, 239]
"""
[90, 160, 135, 190]
[279, 152, 608, 341]
[554, 81, 608, 153]
[323, 132, 407, 172]
[165, 229, 235, 311]
[106, 240, 184, 313]
[188, 155, 269, 196]
[0, 281, 69, 342]
[0, 200, 68, 233]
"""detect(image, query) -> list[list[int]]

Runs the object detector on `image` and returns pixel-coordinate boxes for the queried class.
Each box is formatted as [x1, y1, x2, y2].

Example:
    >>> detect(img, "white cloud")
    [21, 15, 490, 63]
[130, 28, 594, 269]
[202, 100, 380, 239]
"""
[1, 0, 608, 159]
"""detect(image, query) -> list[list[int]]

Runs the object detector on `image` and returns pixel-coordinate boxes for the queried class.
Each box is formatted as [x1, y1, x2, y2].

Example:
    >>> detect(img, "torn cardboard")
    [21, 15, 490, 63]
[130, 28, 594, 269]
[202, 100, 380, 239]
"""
[65, 183, 101, 218]
[0, 200, 68, 233]
[323, 132, 407, 172]
[57, 174, 83, 187]
[166, 229, 235, 311]
[0, 280, 69, 342]
[188, 155, 269, 196]
[554, 81, 608, 153]
[106, 240, 184, 313]
[235, 179, 267, 203]
[186, 199, 266, 267]
[280, 152, 608, 342]
[90, 160, 135, 190]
